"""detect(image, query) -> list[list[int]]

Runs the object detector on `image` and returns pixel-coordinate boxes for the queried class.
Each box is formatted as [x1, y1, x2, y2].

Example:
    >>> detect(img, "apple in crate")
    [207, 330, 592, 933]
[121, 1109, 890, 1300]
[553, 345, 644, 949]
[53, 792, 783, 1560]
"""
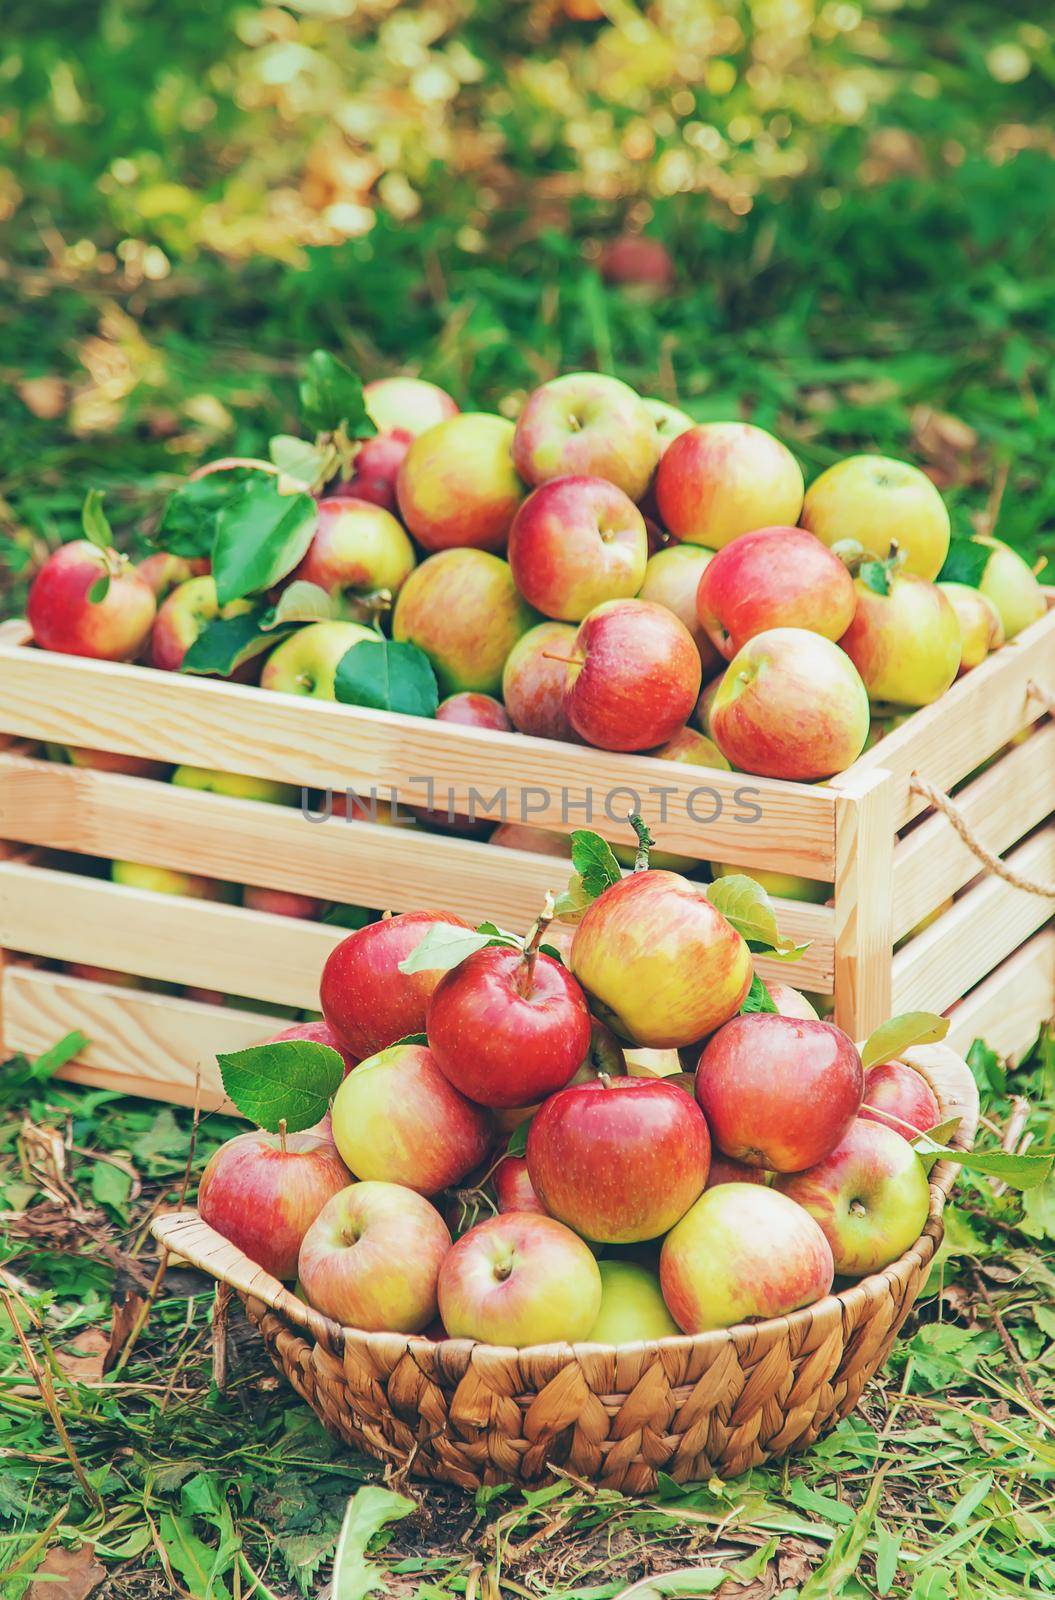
[137, 551, 209, 599]
[437, 1212, 602, 1347]
[320, 910, 471, 1057]
[171, 766, 300, 805]
[775, 1119, 931, 1276]
[365, 375, 459, 436]
[695, 1014, 864, 1173]
[705, 1154, 769, 1189]
[490, 823, 571, 858]
[242, 886, 324, 919]
[415, 694, 513, 835]
[198, 1125, 351, 1281]
[711, 627, 870, 780]
[28, 540, 156, 661]
[427, 945, 593, 1108]
[656, 423, 804, 547]
[696, 526, 857, 659]
[660, 1184, 834, 1333]
[110, 861, 236, 900]
[508, 476, 648, 622]
[861, 1061, 940, 1138]
[939, 582, 1004, 673]
[570, 871, 751, 1047]
[393, 549, 537, 697]
[493, 1154, 546, 1215]
[397, 414, 522, 553]
[972, 535, 1046, 639]
[330, 1043, 492, 1194]
[585, 1260, 680, 1342]
[710, 861, 831, 907]
[152, 577, 253, 672]
[637, 543, 720, 675]
[526, 1078, 710, 1243]
[765, 981, 820, 1020]
[562, 599, 702, 752]
[291, 498, 416, 601]
[65, 745, 169, 780]
[513, 373, 660, 503]
[802, 454, 950, 580]
[298, 1179, 451, 1331]
[501, 621, 580, 741]
[839, 573, 960, 707]
[261, 620, 377, 701]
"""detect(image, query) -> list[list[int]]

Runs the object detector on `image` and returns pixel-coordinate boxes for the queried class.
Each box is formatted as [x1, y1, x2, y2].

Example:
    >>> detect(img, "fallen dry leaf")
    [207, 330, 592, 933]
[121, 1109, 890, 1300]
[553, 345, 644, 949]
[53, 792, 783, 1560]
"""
[55, 1326, 110, 1384]
[28, 1542, 105, 1600]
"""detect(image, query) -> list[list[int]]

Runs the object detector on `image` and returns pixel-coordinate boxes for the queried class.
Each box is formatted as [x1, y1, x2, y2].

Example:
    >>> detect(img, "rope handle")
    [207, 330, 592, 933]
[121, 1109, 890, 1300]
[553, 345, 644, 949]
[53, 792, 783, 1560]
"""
[908, 679, 1055, 899]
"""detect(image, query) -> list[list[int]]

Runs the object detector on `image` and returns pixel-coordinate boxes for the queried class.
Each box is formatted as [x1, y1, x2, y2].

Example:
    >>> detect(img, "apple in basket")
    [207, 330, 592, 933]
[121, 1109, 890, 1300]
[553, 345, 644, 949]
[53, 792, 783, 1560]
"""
[320, 910, 472, 1058]
[860, 1060, 940, 1139]
[437, 1212, 602, 1347]
[298, 1180, 452, 1332]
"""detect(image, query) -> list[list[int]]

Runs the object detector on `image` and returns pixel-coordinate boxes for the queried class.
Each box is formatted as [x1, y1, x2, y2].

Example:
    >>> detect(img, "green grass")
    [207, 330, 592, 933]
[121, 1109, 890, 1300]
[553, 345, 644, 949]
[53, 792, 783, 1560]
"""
[1, 1030, 1053, 1597]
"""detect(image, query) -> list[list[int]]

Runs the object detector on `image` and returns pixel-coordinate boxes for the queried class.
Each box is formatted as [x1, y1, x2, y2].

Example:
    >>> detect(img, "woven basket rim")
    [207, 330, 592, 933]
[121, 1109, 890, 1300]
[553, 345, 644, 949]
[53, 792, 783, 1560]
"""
[154, 1040, 978, 1362]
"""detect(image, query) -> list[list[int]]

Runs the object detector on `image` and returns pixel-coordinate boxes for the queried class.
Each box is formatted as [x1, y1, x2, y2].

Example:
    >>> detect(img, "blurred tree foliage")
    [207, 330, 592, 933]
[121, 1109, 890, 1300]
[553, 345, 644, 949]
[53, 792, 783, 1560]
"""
[1, 0, 1053, 598]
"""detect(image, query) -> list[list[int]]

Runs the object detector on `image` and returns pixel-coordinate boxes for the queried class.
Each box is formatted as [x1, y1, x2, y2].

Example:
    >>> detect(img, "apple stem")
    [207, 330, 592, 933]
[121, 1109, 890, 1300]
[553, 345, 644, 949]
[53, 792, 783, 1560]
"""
[278, 1118, 288, 1155]
[516, 892, 555, 998]
[628, 812, 654, 872]
[541, 652, 583, 668]
[589, 1022, 625, 1078]
[380, 908, 393, 921]
[598, 1071, 613, 1090]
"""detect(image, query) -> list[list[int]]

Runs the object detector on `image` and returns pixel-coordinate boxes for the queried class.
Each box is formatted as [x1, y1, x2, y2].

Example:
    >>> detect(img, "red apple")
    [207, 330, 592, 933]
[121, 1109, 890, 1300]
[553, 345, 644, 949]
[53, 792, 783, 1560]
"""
[28, 540, 156, 662]
[320, 910, 472, 1058]
[437, 1212, 602, 1346]
[490, 822, 571, 857]
[599, 235, 675, 292]
[152, 576, 253, 673]
[493, 1153, 546, 1215]
[508, 476, 648, 622]
[291, 497, 415, 599]
[766, 981, 820, 1020]
[198, 1125, 351, 1280]
[513, 373, 660, 503]
[298, 1179, 451, 1331]
[66, 963, 145, 989]
[660, 1184, 834, 1332]
[710, 627, 870, 780]
[696, 526, 857, 660]
[839, 573, 961, 707]
[526, 1078, 711, 1243]
[860, 1060, 940, 1139]
[64, 745, 169, 780]
[705, 1154, 769, 1189]
[392, 548, 537, 696]
[396, 414, 522, 553]
[242, 886, 325, 920]
[501, 621, 580, 741]
[330, 1042, 492, 1194]
[571, 870, 752, 1047]
[775, 1118, 931, 1276]
[562, 599, 702, 752]
[333, 434, 406, 511]
[265, 1019, 359, 1076]
[695, 1014, 864, 1172]
[414, 692, 514, 835]
[426, 945, 593, 1108]
[657, 423, 804, 547]
[638, 543, 721, 675]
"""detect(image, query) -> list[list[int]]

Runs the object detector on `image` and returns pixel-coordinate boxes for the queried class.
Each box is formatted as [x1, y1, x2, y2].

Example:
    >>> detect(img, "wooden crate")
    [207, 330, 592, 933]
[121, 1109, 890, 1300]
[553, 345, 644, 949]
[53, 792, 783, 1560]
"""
[0, 599, 1052, 1105]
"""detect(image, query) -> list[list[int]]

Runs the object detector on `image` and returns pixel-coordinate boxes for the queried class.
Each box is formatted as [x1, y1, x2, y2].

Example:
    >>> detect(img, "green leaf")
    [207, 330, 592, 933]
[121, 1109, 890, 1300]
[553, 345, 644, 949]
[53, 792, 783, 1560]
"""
[937, 536, 992, 588]
[216, 1040, 346, 1133]
[158, 1512, 234, 1600]
[858, 559, 890, 596]
[614, 1570, 729, 1600]
[300, 351, 376, 439]
[874, 1519, 901, 1596]
[798, 1468, 886, 1600]
[181, 607, 296, 677]
[911, 1135, 1053, 1190]
[397, 924, 507, 977]
[504, 1120, 532, 1159]
[552, 874, 595, 920]
[269, 434, 334, 486]
[569, 829, 623, 900]
[158, 469, 271, 560]
[740, 973, 778, 1014]
[92, 1160, 133, 1216]
[262, 580, 335, 629]
[32, 1030, 87, 1079]
[81, 488, 113, 551]
[706, 874, 806, 959]
[334, 638, 439, 718]
[861, 1012, 950, 1070]
[212, 478, 318, 605]
[331, 1485, 415, 1600]
[87, 573, 111, 604]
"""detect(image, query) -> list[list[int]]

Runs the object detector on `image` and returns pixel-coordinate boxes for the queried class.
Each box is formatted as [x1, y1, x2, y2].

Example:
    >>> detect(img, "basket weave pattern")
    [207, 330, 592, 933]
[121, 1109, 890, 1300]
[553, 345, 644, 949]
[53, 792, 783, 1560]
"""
[154, 1044, 978, 1490]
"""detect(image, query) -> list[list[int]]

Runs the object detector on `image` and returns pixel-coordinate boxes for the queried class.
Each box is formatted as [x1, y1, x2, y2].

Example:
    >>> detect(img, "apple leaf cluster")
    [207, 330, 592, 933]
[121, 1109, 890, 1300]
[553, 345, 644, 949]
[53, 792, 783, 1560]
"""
[938, 537, 996, 589]
[218, 1038, 347, 1133]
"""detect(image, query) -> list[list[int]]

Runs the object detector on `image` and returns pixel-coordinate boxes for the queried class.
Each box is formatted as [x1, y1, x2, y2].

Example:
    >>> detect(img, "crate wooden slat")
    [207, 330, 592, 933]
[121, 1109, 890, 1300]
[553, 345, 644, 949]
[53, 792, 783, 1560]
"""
[944, 929, 1055, 1064]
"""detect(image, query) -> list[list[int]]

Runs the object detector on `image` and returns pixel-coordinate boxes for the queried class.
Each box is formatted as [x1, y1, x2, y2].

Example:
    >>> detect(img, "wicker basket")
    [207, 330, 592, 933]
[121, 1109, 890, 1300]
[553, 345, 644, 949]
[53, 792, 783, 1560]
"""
[153, 1043, 978, 1491]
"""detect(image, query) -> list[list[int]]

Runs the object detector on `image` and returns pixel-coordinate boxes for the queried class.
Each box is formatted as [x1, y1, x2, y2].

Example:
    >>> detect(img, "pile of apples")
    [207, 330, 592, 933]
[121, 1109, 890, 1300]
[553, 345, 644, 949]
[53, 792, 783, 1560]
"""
[197, 882, 943, 1348]
[25, 368, 1048, 807]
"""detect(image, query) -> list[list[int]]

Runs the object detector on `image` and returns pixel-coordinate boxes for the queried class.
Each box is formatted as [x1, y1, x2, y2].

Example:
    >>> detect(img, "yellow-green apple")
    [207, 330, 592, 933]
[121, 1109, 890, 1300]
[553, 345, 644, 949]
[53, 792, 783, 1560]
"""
[110, 860, 236, 901]
[501, 621, 580, 740]
[638, 543, 721, 674]
[839, 574, 960, 706]
[705, 1154, 769, 1189]
[364, 375, 459, 436]
[242, 885, 324, 920]
[643, 397, 694, 449]
[513, 373, 659, 502]
[28, 540, 156, 661]
[660, 1184, 834, 1333]
[696, 526, 857, 659]
[426, 945, 593, 1108]
[695, 674, 722, 739]
[939, 581, 1004, 673]
[260, 619, 377, 699]
[860, 1061, 940, 1138]
[972, 535, 1046, 639]
[171, 765, 300, 805]
[437, 1212, 602, 1346]
[562, 599, 702, 751]
[396, 414, 522, 553]
[765, 981, 820, 1020]
[585, 1260, 680, 1342]
[526, 1077, 711, 1242]
[266, 1018, 359, 1076]
[710, 861, 831, 906]
[802, 455, 950, 580]
[710, 627, 870, 779]
[65, 745, 169, 780]
[656, 423, 804, 547]
[152, 576, 254, 672]
[775, 1118, 930, 1276]
[612, 728, 729, 872]
[198, 1125, 351, 1280]
[137, 551, 210, 599]
[507, 476, 648, 621]
[392, 549, 536, 695]
[695, 1013, 863, 1172]
[291, 497, 415, 600]
[330, 1042, 492, 1194]
[320, 911, 472, 1057]
[571, 870, 752, 1047]
[493, 1153, 547, 1215]
[490, 823, 571, 857]
[297, 1179, 451, 1331]
[599, 236, 675, 292]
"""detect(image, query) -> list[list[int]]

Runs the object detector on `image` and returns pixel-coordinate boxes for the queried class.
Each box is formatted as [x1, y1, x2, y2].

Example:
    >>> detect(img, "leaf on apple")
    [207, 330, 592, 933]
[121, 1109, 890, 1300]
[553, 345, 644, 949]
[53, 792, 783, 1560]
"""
[217, 1039, 346, 1133]
[860, 1011, 950, 1071]
[858, 559, 891, 596]
[739, 973, 778, 1014]
[262, 580, 336, 629]
[706, 874, 808, 961]
[299, 350, 376, 440]
[181, 607, 296, 677]
[552, 873, 595, 921]
[912, 1135, 1053, 1191]
[81, 488, 114, 552]
[269, 433, 336, 490]
[334, 639, 439, 719]
[397, 922, 518, 977]
[937, 536, 992, 589]
[504, 1119, 533, 1158]
[157, 468, 271, 559]
[212, 478, 318, 605]
[87, 573, 111, 605]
